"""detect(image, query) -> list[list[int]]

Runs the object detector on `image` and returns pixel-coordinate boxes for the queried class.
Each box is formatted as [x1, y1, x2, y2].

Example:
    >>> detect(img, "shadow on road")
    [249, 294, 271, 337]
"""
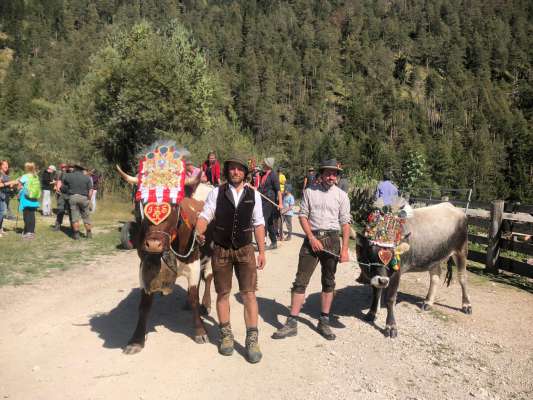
[89, 285, 218, 350]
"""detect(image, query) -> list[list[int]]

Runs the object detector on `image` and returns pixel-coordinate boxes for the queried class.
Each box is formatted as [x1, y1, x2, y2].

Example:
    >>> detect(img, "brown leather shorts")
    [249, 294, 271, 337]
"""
[212, 244, 257, 294]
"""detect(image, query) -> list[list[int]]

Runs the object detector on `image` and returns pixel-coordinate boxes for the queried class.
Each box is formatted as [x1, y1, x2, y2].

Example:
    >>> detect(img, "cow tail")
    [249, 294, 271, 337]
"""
[445, 258, 453, 287]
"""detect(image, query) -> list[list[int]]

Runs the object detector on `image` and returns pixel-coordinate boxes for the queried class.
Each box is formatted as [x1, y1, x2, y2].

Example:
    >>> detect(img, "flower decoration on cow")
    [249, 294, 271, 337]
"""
[363, 204, 412, 271]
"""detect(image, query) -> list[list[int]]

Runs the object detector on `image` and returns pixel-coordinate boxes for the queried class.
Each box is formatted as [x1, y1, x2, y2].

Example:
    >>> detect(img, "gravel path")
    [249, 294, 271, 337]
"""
[0, 225, 532, 400]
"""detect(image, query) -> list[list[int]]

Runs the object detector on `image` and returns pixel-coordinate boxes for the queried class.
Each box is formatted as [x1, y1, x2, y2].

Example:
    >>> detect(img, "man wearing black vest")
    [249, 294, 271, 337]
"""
[196, 157, 266, 363]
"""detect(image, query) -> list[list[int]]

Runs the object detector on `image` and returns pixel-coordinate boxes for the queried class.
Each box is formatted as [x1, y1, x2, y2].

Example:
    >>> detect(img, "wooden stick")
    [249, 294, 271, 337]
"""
[245, 184, 281, 209]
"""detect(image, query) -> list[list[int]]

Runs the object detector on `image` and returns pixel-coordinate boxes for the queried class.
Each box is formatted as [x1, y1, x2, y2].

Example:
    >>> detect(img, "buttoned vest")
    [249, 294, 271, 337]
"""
[214, 183, 256, 249]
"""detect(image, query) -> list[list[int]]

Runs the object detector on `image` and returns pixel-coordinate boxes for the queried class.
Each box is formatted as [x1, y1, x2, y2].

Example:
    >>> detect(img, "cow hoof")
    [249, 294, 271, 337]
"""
[194, 334, 209, 344]
[462, 305, 472, 315]
[123, 343, 144, 355]
[384, 326, 398, 338]
[364, 312, 376, 322]
[421, 303, 432, 311]
[199, 304, 210, 316]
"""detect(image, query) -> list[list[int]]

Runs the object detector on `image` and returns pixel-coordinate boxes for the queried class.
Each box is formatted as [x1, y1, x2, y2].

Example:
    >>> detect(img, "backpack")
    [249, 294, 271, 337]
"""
[25, 174, 41, 200]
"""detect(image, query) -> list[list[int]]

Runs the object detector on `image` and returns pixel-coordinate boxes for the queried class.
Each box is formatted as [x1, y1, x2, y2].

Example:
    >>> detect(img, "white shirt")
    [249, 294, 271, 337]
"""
[299, 183, 351, 231]
[199, 184, 265, 227]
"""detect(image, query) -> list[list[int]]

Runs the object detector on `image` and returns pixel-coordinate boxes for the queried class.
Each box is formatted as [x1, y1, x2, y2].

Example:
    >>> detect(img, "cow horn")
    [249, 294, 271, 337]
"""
[184, 173, 201, 187]
[116, 164, 137, 185]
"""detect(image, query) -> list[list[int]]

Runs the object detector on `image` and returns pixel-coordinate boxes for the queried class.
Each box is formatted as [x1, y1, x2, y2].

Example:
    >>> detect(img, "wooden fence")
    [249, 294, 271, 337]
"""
[410, 197, 533, 278]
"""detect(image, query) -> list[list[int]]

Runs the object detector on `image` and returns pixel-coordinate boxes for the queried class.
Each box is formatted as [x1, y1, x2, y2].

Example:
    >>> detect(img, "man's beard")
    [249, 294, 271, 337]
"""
[229, 175, 244, 185]
[323, 178, 336, 187]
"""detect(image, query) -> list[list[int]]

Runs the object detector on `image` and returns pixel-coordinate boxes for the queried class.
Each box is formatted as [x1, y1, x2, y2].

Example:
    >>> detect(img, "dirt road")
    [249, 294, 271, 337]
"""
[1, 227, 532, 400]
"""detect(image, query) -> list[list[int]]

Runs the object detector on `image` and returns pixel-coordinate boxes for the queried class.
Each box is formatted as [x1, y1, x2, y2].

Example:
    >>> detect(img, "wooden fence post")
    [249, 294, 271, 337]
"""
[486, 200, 504, 274]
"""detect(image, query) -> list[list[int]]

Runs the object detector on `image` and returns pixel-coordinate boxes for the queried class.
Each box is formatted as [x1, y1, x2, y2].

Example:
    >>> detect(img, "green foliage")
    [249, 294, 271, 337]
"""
[75, 20, 222, 169]
[345, 170, 378, 227]
[400, 150, 429, 192]
[0, 0, 532, 202]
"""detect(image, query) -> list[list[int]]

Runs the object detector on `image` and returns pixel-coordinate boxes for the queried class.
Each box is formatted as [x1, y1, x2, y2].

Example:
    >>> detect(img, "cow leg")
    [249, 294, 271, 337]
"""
[200, 258, 213, 316]
[453, 251, 472, 314]
[422, 264, 442, 311]
[365, 286, 381, 322]
[185, 260, 209, 343]
[124, 291, 154, 355]
[384, 272, 401, 338]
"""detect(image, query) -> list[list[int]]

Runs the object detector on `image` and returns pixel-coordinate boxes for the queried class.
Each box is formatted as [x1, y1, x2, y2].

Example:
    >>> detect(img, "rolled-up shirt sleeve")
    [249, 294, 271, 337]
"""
[299, 189, 310, 218]
[252, 191, 265, 226]
[199, 187, 218, 223]
[339, 192, 351, 225]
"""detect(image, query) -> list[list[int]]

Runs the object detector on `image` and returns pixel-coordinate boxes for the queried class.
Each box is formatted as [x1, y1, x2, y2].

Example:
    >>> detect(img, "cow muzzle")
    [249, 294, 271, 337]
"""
[142, 232, 171, 254]
[144, 238, 165, 253]
[370, 275, 390, 288]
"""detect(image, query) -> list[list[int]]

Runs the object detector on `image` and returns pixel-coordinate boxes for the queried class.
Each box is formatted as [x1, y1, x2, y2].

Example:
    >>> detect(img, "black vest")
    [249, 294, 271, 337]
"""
[214, 183, 256, 249]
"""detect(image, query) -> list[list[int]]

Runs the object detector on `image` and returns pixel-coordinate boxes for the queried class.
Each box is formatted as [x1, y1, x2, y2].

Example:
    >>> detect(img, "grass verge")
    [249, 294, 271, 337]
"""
[0, 194, 133, 286]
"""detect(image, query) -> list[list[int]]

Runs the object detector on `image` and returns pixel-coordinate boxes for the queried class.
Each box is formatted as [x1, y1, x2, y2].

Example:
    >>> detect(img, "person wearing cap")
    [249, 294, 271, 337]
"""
[303, 166, 316, 190]
[259, 157, 283, 250]
[54, 163, 70, 231]
[281, 183, 295, 241]
[60, 163, 93, 240]
[273, 159, 351, 341]
[195, 156, 266, 363]
[40, 165, 56, 217]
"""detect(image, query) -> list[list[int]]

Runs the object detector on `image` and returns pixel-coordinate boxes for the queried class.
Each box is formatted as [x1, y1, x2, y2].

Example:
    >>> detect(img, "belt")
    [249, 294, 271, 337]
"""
[311, 230, 339, 237]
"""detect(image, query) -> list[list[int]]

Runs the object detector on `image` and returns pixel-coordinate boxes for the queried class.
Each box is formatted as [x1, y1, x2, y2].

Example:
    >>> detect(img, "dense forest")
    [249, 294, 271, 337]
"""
[0, 0, 532, 201]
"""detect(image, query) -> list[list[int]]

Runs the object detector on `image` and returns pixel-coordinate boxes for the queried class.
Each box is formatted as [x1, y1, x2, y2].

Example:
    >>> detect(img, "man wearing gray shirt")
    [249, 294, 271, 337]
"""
[273, 159, 351, 341]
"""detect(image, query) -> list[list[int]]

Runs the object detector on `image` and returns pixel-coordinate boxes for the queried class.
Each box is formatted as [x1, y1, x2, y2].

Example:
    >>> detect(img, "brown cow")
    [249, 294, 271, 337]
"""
[118, 166, 214, 354]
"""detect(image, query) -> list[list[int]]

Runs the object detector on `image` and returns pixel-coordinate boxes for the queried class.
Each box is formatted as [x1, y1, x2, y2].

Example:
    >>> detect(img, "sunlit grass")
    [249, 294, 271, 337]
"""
[0, 193, 134, 285]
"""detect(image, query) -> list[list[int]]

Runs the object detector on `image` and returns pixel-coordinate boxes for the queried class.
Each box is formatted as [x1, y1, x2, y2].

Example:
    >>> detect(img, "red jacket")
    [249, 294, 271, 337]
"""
[202, 160, 221, 185]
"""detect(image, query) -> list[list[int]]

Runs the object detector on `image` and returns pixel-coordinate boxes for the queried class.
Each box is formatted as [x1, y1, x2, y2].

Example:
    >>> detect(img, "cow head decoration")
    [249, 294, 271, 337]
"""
[116, 142, 201, 256]
[356, 209, 411, 289]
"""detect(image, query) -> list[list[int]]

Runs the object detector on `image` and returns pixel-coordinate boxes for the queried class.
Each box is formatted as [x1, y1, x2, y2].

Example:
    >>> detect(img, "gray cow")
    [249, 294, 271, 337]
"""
[356, 202, 471, 338]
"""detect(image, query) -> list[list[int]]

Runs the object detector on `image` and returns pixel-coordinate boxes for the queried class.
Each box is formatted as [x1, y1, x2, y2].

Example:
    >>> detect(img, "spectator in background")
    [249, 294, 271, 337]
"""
[252, 165, 262, 189]
[375, 171, 399, 206]
[0, 160, 16, 237]
[41, 165, 56, 216]
[281, 184, 295, 241]
[275, 167, 287, 241]
[336, 162, 349, 193]
[259, 157, 282, 250]
[89, 169, 100, 213]
[303, 167, 316, 190]
[186, 160, 201, 179]
[54, 163, 70, 231]
[17, 162, 41, 240]
[62, 164, 93, 240]
[202, 151, 221, 186]
[278, 168, 286, 194]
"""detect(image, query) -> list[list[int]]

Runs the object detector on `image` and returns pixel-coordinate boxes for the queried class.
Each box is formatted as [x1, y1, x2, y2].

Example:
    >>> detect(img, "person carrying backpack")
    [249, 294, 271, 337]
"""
[16, 162, 41, 240]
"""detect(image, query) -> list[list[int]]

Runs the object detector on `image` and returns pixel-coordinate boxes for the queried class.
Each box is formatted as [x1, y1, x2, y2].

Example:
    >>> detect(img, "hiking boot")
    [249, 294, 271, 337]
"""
[284, 236, 292, 241]
[317, 316, 336, 341]
[86, 231, 93, 239]
[53, 223, 61, 231]
[245, 328, 262, 364]
[218, 324, 234, 356]
[272, 316, 297, 339]
[73, 231, 81, 240]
